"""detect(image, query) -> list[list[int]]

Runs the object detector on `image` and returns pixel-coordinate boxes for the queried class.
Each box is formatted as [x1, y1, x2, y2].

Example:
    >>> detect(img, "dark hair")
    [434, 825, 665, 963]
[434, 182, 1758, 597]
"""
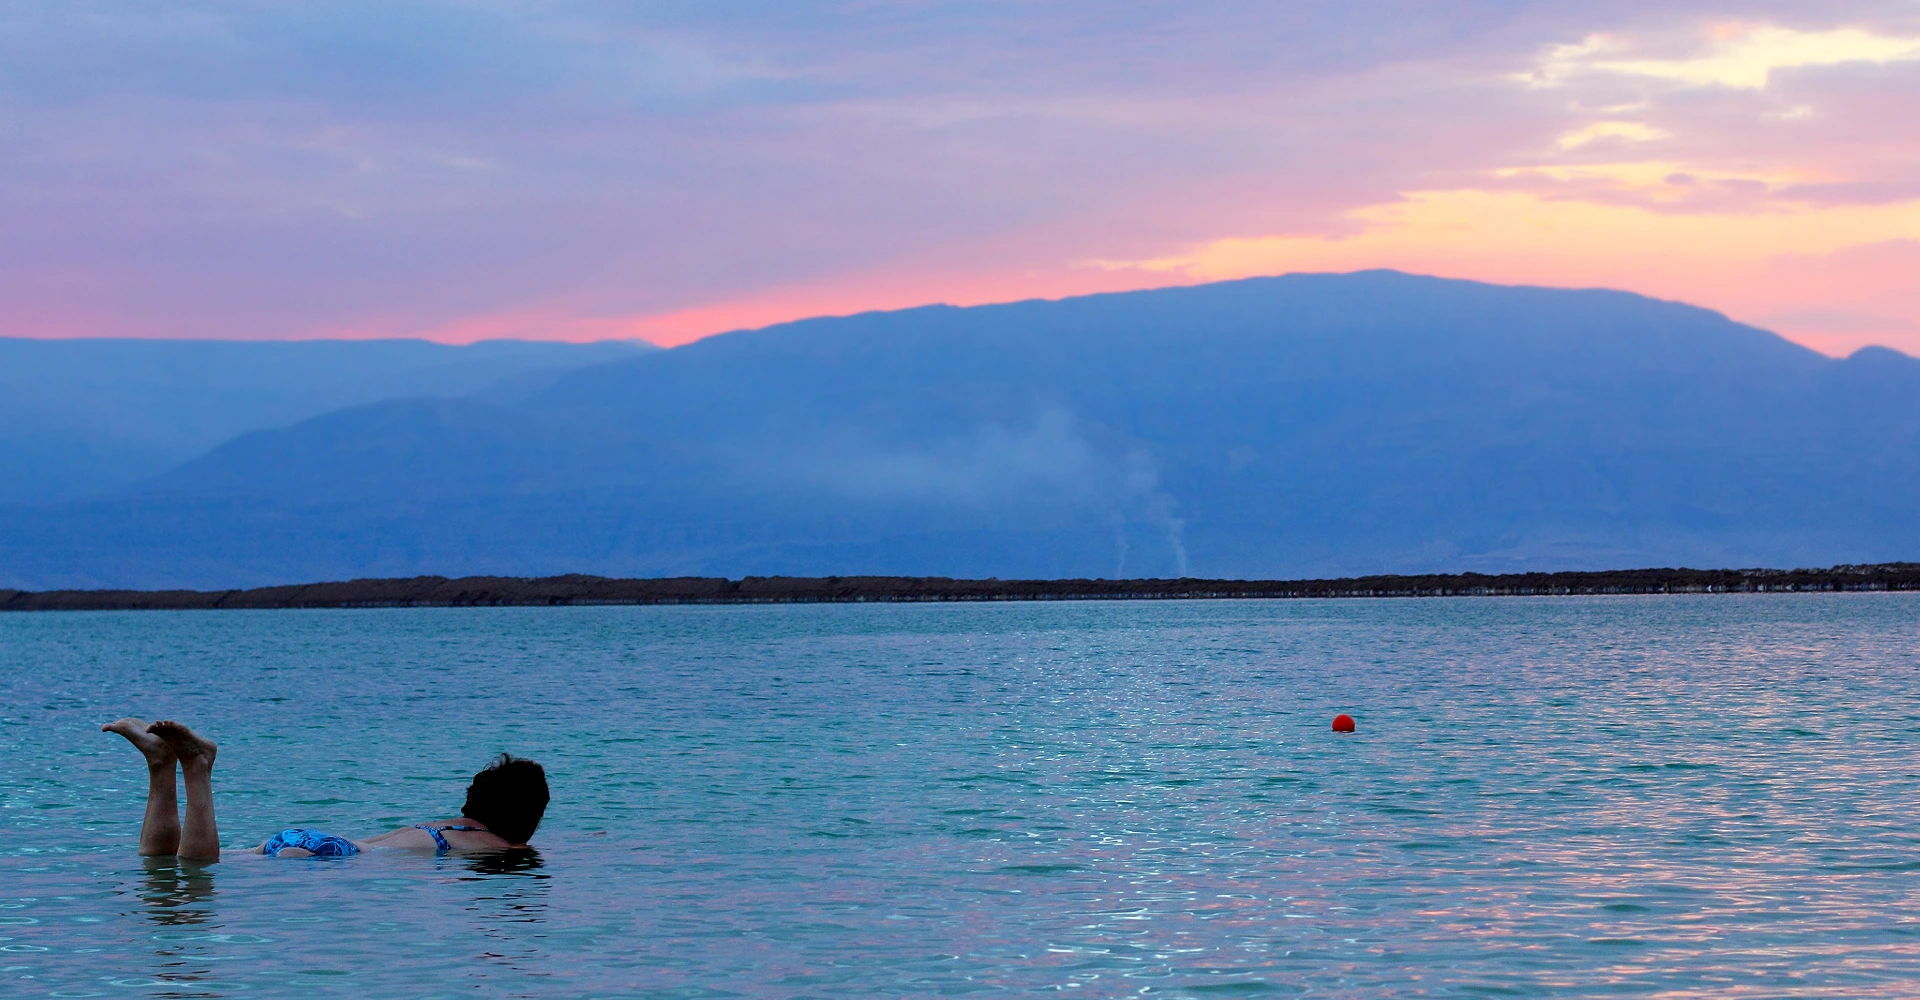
[461, 754, 549, 846]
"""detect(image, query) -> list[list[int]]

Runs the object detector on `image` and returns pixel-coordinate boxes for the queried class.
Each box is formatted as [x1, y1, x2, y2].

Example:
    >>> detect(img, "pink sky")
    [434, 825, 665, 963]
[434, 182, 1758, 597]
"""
[2, 4, 1917, 356]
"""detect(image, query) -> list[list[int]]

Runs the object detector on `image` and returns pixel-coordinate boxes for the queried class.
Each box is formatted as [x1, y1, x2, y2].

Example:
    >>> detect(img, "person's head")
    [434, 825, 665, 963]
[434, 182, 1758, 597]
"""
[461, 754, 549, 846]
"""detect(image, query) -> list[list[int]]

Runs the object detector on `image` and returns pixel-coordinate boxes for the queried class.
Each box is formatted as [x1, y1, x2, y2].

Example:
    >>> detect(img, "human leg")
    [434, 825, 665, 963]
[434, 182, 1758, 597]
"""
[148, 721, 220, 861]
[101, 718, 180, 856]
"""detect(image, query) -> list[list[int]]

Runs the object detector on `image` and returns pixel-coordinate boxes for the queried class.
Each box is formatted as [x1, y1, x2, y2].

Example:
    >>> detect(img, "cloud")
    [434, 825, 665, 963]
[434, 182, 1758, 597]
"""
[1486, 161, 1818, 210]
[1094, 190, 1920, 357]
[1069, 15, 1920, 359]
[1528, 24, 1920, 90]
[2, 2, 1919, 361]
[1103, 184, 1920, 273]
[1555, 121, 1669, 149]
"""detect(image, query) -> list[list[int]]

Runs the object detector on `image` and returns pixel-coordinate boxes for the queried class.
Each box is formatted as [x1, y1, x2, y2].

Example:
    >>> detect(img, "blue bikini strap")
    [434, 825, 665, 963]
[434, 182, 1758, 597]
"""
[415, 824, 484, 854]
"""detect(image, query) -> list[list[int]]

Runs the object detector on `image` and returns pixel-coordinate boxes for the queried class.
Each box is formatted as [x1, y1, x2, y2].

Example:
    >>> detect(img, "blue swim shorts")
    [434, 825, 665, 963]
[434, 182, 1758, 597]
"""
[262, 828, 360, 858]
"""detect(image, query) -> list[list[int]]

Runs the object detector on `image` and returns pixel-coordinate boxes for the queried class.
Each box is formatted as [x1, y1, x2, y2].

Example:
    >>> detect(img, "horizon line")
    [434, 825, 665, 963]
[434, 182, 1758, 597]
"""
[0, 269, 1901, 361]
[8, 563, 1920, 612]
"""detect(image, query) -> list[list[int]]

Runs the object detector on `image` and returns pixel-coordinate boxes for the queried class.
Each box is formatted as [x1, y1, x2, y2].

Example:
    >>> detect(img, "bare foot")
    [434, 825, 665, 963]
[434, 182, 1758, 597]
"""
[102, 718, 175, 771]
[147, 720, 217, 770]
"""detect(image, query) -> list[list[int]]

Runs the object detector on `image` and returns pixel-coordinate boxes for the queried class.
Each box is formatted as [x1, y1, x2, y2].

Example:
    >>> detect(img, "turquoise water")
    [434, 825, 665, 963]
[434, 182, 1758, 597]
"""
[3, 595, 1919, 998]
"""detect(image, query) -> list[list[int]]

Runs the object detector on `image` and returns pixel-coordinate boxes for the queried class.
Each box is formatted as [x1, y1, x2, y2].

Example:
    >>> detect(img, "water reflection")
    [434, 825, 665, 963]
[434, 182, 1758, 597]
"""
[462, 849, 549, 926]
[136, 856, 218, 927]
[456, 850, 550, 976]
[464, 848, 545, 878]
[124, 858, 227, 998]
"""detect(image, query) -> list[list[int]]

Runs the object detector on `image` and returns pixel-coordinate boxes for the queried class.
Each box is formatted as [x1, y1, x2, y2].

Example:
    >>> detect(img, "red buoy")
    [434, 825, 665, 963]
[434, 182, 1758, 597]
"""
[1331, 713, 1356, 733]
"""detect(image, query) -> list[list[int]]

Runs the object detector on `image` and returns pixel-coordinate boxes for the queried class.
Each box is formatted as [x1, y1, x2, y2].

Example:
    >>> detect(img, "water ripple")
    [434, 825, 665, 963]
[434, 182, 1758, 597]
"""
[1, 595, 1917, 995]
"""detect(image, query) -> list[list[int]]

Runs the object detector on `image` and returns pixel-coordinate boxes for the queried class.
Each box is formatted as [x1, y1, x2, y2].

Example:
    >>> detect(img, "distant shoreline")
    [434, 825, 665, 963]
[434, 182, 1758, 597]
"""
[4, 565, 1919, 611]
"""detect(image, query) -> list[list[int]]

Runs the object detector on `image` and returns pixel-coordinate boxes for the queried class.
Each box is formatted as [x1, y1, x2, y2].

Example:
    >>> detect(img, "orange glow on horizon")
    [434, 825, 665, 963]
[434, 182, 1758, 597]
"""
[349, 181, 1919, 359]
[288, 251, 1916, 360]
[6, 18, 1919, 363]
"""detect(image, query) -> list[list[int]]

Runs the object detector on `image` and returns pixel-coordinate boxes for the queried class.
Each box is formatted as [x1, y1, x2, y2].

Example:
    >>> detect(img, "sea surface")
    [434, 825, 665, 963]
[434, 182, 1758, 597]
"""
[2, 595, 1918, 998]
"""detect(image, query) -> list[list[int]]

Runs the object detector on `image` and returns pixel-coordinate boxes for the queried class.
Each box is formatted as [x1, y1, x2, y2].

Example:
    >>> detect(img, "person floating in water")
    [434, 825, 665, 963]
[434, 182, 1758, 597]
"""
[101, 718, 549, 860]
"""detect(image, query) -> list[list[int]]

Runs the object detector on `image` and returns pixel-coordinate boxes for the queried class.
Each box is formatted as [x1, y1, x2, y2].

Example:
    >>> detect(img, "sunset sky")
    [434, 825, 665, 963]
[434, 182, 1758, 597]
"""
[4, 1, 1918, 356]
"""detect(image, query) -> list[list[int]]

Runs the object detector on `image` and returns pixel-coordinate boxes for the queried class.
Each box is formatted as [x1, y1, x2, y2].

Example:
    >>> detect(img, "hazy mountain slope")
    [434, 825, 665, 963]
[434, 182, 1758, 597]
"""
[0, 337, 648, 503]
[4, 271, 1917, 589]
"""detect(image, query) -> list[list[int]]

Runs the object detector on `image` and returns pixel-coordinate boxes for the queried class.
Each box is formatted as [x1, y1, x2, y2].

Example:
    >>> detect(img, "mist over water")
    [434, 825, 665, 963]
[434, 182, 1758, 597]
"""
[3, 595, 1918, 997]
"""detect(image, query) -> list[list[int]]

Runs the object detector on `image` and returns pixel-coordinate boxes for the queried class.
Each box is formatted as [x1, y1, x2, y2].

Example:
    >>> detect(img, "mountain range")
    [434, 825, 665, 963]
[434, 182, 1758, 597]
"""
[0, 337, 646, 504]
[4, 271, 1918, 590]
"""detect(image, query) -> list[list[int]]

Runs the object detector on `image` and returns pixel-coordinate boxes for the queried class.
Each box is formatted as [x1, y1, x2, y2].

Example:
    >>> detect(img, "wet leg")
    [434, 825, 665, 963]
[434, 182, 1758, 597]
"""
[101, 718, 180, 856]
[149, 721, 219, 861]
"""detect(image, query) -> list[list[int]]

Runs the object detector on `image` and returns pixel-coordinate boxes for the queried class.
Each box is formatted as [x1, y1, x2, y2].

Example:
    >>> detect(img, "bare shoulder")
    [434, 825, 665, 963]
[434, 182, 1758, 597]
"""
[442, 826, 514, 851]
[360, 819, 512, 853]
